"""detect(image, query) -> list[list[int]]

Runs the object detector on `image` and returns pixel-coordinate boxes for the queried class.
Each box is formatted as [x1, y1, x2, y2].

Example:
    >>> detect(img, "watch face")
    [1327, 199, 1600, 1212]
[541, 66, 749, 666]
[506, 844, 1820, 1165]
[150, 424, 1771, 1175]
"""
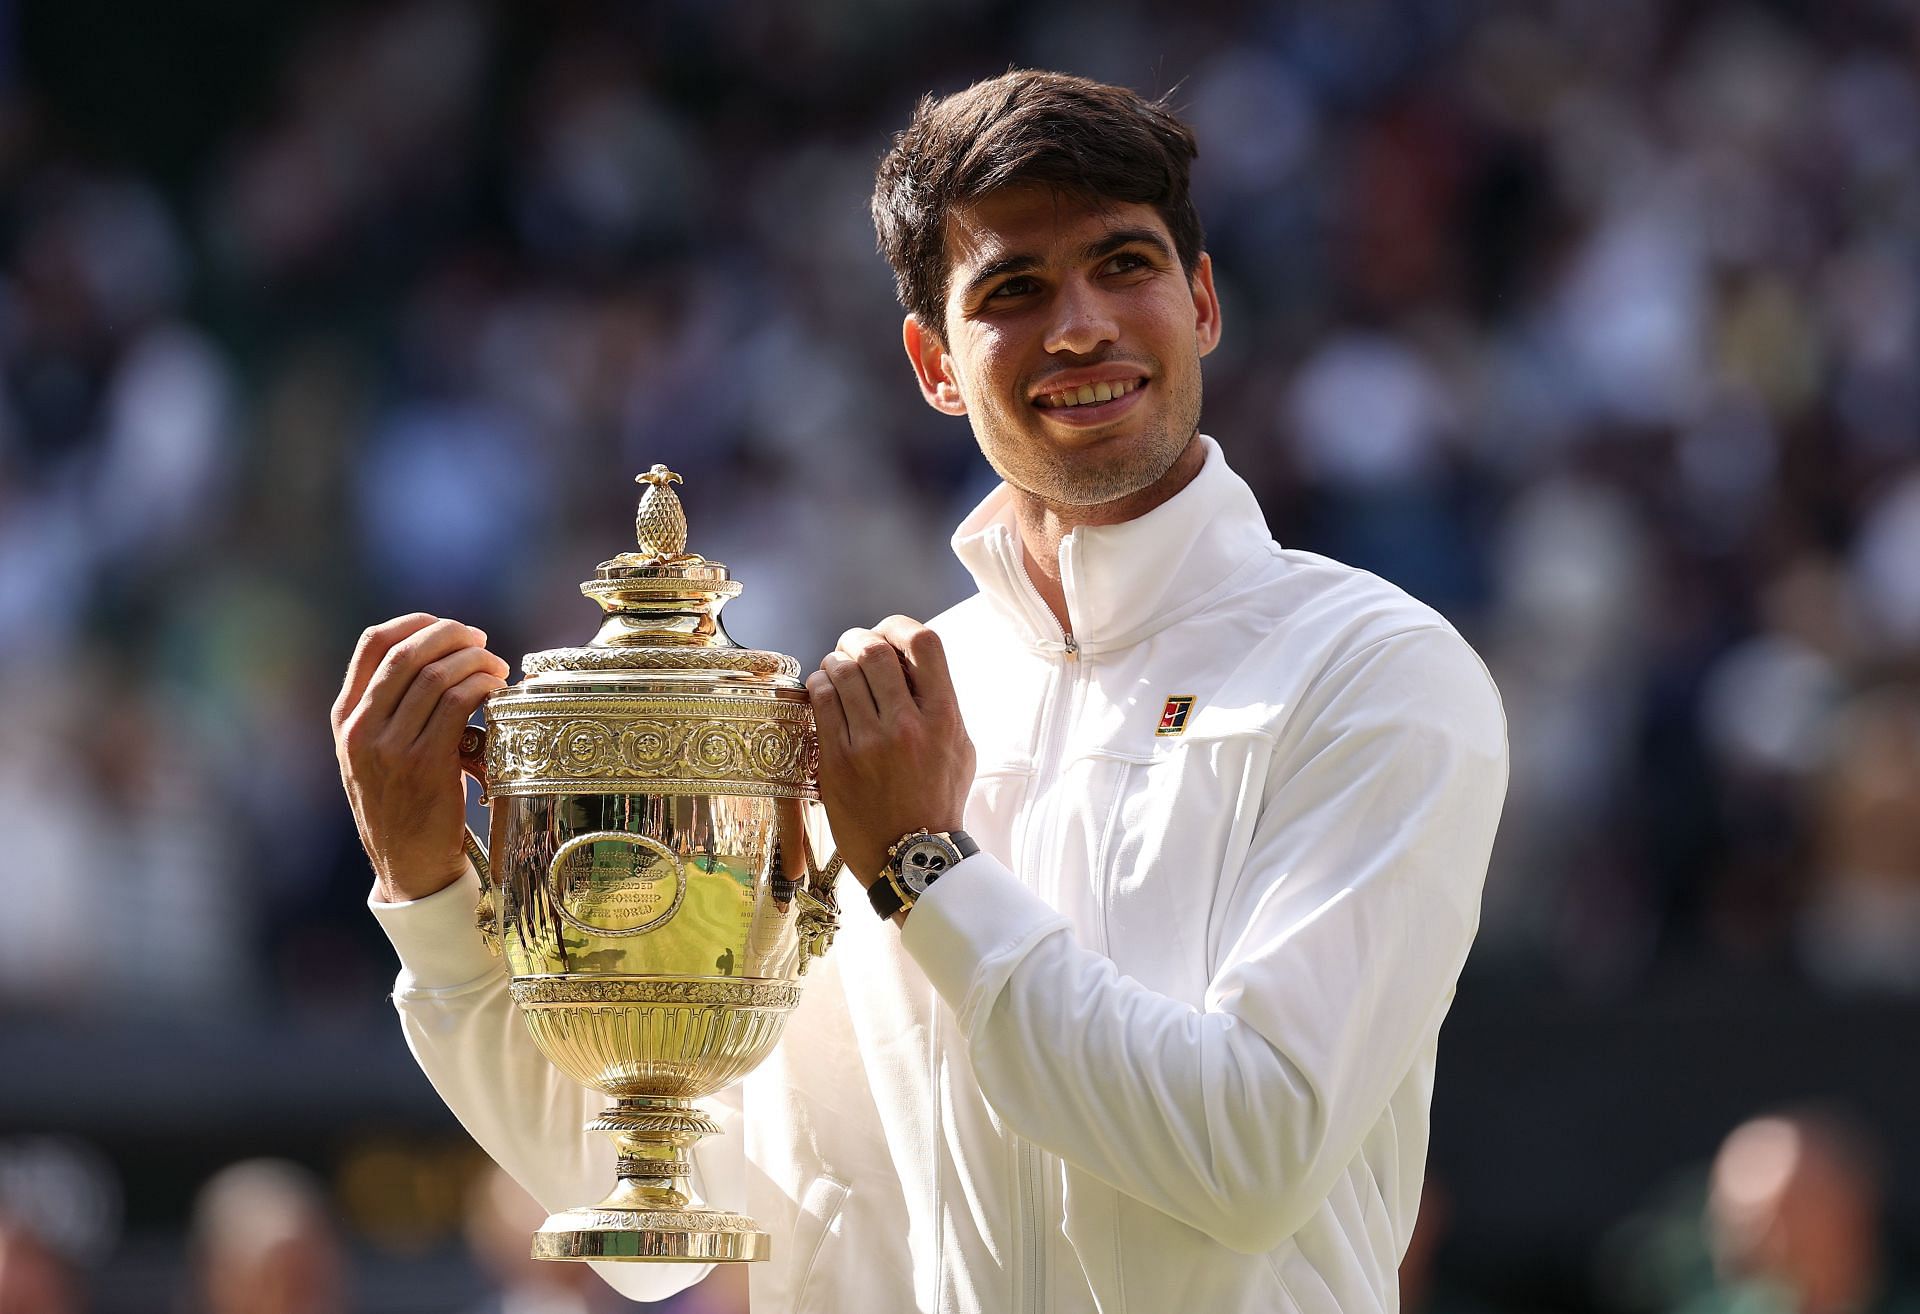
[896, 836, 961, 896]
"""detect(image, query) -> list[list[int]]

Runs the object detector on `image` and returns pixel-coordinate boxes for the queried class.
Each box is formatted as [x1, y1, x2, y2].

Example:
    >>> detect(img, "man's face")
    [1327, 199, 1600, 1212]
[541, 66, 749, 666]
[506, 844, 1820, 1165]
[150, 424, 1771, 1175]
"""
[905, 187, 1221, 509]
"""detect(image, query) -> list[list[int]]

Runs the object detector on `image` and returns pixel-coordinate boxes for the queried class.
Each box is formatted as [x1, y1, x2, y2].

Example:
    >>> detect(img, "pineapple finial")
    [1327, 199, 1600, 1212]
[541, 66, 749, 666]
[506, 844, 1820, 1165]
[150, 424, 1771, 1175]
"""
[634, 465, 689, 561]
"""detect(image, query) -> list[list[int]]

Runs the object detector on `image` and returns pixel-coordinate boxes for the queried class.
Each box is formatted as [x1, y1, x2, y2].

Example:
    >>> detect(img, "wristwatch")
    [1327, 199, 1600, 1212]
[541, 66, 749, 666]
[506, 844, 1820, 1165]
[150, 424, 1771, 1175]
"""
[869, 828, 978, 919]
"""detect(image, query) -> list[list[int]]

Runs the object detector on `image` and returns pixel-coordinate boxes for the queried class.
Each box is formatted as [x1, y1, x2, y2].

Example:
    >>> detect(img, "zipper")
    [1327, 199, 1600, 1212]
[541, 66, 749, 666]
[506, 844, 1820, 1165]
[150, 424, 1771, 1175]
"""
[1020, 1137, 1049, 1311]
[1006, 530, 1079, 1314]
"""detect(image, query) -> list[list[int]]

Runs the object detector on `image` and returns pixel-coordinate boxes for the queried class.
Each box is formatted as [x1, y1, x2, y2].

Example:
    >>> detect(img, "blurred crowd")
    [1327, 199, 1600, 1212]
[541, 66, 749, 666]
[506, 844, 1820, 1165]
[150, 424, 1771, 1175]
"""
[0, 1140, 749, 1313]
[5, 0, 1920, 1015]
[4, 1110, 1910, 1314]
[4, 0, 1920, 1307]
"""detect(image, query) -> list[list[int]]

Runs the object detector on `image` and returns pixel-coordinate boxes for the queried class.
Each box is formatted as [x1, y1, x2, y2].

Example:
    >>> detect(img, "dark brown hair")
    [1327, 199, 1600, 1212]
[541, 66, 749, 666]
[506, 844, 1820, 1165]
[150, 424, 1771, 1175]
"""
[871, 70, 1204, 338]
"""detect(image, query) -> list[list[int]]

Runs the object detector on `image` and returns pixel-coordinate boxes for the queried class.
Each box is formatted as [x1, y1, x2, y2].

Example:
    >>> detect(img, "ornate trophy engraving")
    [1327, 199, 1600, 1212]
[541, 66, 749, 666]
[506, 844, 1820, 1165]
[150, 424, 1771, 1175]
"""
[456, 465, 840, 1263]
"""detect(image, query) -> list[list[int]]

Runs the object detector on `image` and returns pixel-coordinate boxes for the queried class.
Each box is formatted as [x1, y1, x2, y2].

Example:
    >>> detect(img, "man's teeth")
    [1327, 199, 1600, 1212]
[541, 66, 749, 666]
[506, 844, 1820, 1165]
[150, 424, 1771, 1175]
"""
[1038, 379, 1140, 409]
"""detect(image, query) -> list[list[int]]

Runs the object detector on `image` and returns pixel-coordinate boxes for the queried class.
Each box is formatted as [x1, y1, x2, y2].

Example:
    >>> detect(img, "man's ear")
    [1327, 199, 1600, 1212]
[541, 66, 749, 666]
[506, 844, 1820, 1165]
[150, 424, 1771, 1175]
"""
[903, 316, 968, 416]
[1190, 252, 1223, 359]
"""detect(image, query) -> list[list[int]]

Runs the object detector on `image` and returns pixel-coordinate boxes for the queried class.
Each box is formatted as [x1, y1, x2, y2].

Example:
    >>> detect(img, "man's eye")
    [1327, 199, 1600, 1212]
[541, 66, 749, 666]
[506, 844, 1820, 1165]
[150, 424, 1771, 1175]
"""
[989, 277, 1037, 300]
[1105, 252, 1151, 274]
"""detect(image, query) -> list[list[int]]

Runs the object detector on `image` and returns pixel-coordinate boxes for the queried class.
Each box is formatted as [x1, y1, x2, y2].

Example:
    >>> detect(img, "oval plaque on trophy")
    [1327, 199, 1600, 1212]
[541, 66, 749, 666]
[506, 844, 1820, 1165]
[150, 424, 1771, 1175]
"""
[549, 832, 686, 936]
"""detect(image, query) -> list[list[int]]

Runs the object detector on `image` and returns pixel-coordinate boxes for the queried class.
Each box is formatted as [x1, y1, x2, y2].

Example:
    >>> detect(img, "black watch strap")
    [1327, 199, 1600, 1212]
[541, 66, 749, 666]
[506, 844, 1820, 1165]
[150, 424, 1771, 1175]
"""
[869, 830, 978, 919]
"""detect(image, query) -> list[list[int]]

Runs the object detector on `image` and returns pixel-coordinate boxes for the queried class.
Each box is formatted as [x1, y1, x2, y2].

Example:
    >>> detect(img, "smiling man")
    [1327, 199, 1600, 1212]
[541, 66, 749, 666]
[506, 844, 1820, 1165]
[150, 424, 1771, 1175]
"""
[344, 71, 1508, 1313]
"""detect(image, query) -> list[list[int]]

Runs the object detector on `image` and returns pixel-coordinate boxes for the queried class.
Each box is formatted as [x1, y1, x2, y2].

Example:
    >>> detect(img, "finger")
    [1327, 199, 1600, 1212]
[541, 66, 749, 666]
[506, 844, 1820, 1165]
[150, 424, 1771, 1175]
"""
[335, 613, 437, 727]
[873, 616, 957, 712]
[820, 652, 881, 735]
[805, 670, 850, 753]
[393, 644, 511, 747]
[418, 669, 510, 759]
[837, 628, 914, 721]
[362, 618, 490, 725]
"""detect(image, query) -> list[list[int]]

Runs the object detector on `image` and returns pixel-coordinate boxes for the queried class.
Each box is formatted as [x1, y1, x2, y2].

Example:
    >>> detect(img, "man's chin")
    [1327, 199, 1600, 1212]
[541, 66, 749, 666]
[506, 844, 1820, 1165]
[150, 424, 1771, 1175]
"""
[1014, 452, 1179, 511]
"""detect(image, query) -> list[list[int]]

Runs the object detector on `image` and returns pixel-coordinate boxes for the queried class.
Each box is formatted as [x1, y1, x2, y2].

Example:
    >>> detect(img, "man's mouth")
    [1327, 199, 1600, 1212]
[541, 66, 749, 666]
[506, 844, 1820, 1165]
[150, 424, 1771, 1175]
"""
[1033, 377, 1147, 410]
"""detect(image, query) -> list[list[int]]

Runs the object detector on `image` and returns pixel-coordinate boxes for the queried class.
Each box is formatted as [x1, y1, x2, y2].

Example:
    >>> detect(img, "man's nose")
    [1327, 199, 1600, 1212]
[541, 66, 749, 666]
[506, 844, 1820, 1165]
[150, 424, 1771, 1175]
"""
[1044, 280, 1119, 356]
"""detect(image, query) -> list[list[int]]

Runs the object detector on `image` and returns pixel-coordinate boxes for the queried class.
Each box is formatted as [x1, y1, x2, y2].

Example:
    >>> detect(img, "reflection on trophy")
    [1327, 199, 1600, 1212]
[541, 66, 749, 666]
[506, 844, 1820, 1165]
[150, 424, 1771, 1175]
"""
[455, 465, 840, 1263]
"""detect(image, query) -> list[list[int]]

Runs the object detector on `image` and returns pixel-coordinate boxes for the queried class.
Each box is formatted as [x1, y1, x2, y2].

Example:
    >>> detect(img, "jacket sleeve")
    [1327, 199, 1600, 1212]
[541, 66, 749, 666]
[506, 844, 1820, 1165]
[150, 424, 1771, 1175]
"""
[900, 625, 1508, 1254]
[370, 867, 742, 1303]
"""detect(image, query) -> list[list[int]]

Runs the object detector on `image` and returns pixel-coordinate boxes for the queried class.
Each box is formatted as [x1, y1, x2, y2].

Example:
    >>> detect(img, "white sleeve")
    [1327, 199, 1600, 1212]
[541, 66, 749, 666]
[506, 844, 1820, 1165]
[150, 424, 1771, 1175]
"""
[900, 626, 1508, 1254]
[370, 866, 742, 1303]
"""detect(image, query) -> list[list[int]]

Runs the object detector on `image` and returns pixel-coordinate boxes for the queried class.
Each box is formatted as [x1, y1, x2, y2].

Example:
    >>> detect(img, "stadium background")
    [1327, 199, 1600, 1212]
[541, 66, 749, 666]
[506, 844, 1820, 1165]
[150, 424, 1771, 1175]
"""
[2, 0, 1918, 1310]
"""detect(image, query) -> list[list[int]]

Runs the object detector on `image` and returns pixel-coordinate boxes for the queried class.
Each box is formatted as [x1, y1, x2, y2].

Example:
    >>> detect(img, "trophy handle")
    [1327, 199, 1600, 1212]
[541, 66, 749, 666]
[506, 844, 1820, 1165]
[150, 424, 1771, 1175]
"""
[774, 797, 842, 973]
[458, 724, 501, 955]
[794, 843, 844, 972]
[807, 848, 844, 888]
[457, 723, 491, 882]
[458, 724, 490, 803]
[462, 826, 492, 885]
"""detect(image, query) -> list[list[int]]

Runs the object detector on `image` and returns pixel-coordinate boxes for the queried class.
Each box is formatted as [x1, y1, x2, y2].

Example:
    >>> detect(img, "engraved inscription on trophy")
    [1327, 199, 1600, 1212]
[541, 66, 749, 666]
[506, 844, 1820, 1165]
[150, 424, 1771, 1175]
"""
[548, 832, 687, 937]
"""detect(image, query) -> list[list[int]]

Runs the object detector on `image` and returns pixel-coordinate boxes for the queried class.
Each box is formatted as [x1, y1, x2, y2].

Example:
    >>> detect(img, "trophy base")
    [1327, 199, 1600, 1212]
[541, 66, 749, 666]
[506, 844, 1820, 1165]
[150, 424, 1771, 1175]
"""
[532, 1206, 770, 1263]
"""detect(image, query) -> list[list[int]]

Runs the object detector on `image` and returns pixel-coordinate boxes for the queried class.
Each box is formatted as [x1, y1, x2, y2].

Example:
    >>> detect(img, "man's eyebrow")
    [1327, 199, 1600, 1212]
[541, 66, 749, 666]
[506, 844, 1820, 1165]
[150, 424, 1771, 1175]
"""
[959, 253, 1042, 305]
[1081, 228, 1174, 262]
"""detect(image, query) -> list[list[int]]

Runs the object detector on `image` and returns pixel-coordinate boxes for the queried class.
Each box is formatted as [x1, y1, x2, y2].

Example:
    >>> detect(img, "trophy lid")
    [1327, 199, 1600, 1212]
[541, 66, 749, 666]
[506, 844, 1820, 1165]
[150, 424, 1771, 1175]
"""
[519, 465, 800, 682]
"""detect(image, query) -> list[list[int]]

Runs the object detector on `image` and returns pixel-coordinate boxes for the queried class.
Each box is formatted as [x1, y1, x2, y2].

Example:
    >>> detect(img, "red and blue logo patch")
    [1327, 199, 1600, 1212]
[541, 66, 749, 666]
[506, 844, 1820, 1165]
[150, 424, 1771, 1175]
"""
[1156, 695, 1196, 737]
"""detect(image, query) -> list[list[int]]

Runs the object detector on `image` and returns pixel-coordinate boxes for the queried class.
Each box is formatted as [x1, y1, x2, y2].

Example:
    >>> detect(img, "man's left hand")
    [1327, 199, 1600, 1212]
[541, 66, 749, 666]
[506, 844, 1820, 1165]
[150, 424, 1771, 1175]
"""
[806, 615, 976, 889]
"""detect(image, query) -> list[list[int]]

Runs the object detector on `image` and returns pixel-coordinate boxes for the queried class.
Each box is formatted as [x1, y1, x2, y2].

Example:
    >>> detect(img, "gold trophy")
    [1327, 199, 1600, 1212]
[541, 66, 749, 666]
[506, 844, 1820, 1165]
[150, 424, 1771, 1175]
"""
[455, 465, 840, 1263]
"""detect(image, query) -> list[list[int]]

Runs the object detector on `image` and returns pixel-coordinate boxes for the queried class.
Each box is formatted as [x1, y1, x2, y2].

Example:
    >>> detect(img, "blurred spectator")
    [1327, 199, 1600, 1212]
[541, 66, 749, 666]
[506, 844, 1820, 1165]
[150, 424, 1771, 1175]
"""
[1688, 1110, 1914, 1314]
[1400, 1180, 1502, 1314]
[0, 1215, 84, 1314]
[0, 1138, 119, 1314]
[1851, 475, 1920, 655]
[1800, 687, 1920, 993]
[0, 655, 246, 1014]
[188, 1161, 351, 1314]
[461, 1167, 603, 1314]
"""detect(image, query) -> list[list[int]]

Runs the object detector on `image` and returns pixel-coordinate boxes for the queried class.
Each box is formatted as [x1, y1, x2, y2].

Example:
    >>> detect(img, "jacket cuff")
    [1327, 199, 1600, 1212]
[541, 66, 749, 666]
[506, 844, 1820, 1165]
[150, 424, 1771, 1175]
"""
[367, 863, 502, 995]
[900, 853, 1069, 1036]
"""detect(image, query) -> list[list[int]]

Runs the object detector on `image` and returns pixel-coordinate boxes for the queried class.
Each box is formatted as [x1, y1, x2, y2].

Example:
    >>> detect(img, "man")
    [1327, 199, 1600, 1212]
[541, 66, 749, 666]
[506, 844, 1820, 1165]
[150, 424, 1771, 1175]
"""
[189, 1160, 352, 1314]
[338, 71, 1508, 1313]
[0, 1216, 84, 1314]
[1693, 1111, 1903, 1314]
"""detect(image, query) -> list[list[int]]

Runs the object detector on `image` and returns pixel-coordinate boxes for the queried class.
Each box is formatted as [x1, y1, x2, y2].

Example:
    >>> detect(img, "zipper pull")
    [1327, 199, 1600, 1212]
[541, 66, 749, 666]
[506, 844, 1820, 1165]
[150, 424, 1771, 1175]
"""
[1062, 633, 1079, 659]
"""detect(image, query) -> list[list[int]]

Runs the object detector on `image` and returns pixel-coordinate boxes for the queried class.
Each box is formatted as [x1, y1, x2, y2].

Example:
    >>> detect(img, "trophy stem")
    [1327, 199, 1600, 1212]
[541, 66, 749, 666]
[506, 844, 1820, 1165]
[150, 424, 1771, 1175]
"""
[530, 1097, 769, 1263]
[597, 1097, 707, 1213]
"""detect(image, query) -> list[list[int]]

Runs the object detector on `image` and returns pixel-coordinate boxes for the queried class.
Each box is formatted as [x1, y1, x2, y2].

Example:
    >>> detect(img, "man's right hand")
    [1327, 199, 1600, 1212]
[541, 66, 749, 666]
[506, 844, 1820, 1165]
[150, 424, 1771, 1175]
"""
[333, 613, 510, 905]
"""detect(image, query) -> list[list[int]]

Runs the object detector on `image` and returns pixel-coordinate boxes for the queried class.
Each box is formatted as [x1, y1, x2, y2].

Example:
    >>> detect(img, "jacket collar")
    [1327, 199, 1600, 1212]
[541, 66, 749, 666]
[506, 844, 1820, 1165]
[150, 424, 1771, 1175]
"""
[949, 435, 1276, 655]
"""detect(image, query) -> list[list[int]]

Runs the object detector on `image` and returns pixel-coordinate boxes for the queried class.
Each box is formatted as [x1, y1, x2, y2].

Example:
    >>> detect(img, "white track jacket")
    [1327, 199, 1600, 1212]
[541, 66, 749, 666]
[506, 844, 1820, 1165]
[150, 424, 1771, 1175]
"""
[373, 437, 1509, 1314]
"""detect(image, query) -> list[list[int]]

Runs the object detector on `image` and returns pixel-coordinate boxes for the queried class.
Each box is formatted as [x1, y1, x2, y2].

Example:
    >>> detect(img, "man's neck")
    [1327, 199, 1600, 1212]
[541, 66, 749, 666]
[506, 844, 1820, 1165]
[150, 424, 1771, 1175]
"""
[1012, 434, 1207, 636]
